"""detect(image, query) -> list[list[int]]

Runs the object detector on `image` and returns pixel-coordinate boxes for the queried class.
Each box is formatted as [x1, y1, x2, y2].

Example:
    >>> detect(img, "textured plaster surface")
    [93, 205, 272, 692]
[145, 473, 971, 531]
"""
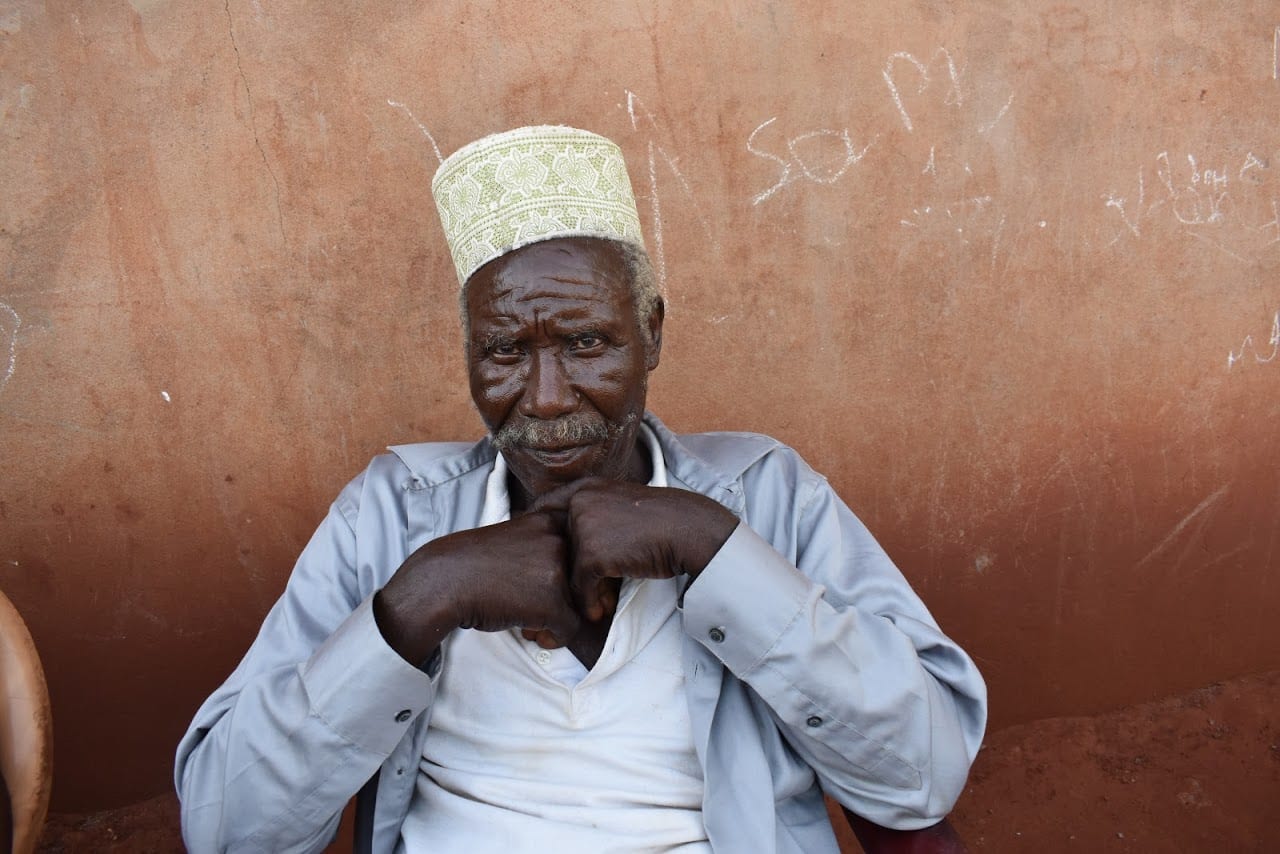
[0, 0, 1277, 811]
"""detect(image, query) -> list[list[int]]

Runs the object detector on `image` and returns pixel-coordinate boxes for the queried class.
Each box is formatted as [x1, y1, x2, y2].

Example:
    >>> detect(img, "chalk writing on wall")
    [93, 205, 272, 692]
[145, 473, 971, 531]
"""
[1227, 309, 1280, 370]
[747, 45, 1014, 217]
[0, 301, 19, 395]
[1104, 150, 1278, 263]
[888, 53, 1024, 259]
[747, 118, 874, 206]
[882, 49, 964, 133]
[1133, 484, 1230, 572]
[387, 99, 444, 165]
[881, 46, 1015, 138]
[621, 89, 719, 290]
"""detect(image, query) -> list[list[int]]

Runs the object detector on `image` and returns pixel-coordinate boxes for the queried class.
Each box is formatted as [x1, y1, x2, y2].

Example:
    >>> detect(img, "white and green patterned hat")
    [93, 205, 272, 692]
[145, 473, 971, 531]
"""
[431, 126, 646, 285]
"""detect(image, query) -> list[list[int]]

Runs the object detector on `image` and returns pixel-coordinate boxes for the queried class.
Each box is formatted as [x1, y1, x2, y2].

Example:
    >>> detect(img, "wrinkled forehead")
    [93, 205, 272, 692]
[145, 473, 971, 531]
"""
[465, 237, 633, 318]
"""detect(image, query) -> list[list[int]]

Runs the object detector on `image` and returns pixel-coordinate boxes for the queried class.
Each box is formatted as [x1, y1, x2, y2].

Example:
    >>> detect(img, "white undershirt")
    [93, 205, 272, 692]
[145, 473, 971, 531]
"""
[396, 426, 711, 853]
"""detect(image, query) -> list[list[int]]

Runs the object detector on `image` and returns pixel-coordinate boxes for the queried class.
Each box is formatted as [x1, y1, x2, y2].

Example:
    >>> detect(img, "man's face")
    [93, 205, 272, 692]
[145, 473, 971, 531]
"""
[465, 237, 662, 504]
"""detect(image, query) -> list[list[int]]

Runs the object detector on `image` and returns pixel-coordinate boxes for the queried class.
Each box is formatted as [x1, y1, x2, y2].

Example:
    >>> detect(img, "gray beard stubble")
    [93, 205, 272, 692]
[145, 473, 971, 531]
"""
[492, 412, 620, 451]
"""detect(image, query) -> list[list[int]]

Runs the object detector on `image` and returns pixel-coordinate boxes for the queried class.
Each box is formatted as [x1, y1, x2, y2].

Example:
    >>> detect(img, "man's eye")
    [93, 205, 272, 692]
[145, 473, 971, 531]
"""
[489, 342, 521, 358]
[569, 335, 604, 351]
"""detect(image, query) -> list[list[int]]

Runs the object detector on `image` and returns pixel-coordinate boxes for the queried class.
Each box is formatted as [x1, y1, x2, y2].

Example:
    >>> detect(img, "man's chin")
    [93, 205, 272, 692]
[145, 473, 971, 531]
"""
[506, 443, 607, 496]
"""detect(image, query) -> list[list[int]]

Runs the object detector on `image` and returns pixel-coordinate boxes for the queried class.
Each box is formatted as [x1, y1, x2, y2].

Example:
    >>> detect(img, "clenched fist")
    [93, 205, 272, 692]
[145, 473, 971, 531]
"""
[374, 510, 580, 666]
[527, 478, 739, 638]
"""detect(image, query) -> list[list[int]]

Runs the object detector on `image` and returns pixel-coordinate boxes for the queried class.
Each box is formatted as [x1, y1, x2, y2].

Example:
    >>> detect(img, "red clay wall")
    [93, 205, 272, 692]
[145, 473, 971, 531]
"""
[1, 0, 1277, 811]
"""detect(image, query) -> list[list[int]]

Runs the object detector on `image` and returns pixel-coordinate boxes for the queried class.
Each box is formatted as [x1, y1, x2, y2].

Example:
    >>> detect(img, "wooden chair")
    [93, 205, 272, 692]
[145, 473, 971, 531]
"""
[0, 589, 52, 854]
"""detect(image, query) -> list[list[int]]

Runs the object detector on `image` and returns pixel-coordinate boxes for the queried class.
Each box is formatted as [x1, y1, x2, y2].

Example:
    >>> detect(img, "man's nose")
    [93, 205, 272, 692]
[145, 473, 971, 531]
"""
[519, 349, 578, 419]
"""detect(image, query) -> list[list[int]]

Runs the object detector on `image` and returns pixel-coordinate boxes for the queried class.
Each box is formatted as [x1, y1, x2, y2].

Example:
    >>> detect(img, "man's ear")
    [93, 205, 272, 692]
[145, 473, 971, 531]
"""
[644, 298, 664, 371]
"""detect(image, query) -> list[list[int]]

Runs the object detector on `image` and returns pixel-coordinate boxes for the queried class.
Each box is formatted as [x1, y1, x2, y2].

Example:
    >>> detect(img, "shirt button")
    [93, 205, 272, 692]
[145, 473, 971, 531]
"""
[535, 649, 552, 665]
[806, 715, 823, 728]
[708, 627, 726, 643]
[395, 709, 412, 723]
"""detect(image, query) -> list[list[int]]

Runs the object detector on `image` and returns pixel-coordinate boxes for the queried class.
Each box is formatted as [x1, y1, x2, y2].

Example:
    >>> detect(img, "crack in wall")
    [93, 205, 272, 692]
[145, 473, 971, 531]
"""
[225, 0, 285, 244]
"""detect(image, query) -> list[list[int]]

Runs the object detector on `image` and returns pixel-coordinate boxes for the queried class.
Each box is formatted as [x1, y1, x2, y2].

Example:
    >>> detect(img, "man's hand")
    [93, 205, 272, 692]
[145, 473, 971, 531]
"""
[536, 478, 739, 623]
[373, 511, 580, 666]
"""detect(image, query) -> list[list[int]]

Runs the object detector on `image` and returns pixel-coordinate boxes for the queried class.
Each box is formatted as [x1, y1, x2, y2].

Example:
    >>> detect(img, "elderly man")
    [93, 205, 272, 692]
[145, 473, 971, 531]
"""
[176, 126, 986, 853]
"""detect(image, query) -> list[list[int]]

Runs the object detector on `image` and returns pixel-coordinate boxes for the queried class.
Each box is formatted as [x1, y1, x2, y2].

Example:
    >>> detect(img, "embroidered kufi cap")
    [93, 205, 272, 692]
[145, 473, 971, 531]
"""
[431, 126, 646, 285]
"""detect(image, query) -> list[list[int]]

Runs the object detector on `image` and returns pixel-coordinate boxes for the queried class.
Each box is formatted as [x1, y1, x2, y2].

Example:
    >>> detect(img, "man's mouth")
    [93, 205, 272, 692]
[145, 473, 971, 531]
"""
[521, 443, 594, 463]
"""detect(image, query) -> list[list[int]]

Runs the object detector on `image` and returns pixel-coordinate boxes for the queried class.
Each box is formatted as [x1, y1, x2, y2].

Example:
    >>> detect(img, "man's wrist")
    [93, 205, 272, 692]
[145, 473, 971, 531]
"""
[675, 494, 739, 579]
[372, 582, 458, 667]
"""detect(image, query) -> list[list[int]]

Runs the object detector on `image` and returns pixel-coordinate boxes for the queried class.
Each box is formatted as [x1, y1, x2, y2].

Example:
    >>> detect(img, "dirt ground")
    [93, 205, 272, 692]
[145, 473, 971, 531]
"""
[38, 670, 1279, 853]
[944, 669, 1280, 853]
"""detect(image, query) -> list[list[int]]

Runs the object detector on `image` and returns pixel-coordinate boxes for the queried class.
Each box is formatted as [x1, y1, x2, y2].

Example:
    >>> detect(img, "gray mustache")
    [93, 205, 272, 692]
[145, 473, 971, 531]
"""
[492, 414, 611, 451]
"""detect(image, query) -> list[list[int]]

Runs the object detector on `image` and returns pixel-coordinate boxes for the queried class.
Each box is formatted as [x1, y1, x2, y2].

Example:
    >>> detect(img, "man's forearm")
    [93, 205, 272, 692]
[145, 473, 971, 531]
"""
[176, 484, 438, 854]
[680, 481, 987, 829]
[178, 596, 435, 853]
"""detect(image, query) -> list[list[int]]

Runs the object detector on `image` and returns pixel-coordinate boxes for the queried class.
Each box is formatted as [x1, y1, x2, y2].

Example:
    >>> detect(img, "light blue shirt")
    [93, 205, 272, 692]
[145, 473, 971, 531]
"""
[175, 413, 987, 853]
[396, 424, 711, 852]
